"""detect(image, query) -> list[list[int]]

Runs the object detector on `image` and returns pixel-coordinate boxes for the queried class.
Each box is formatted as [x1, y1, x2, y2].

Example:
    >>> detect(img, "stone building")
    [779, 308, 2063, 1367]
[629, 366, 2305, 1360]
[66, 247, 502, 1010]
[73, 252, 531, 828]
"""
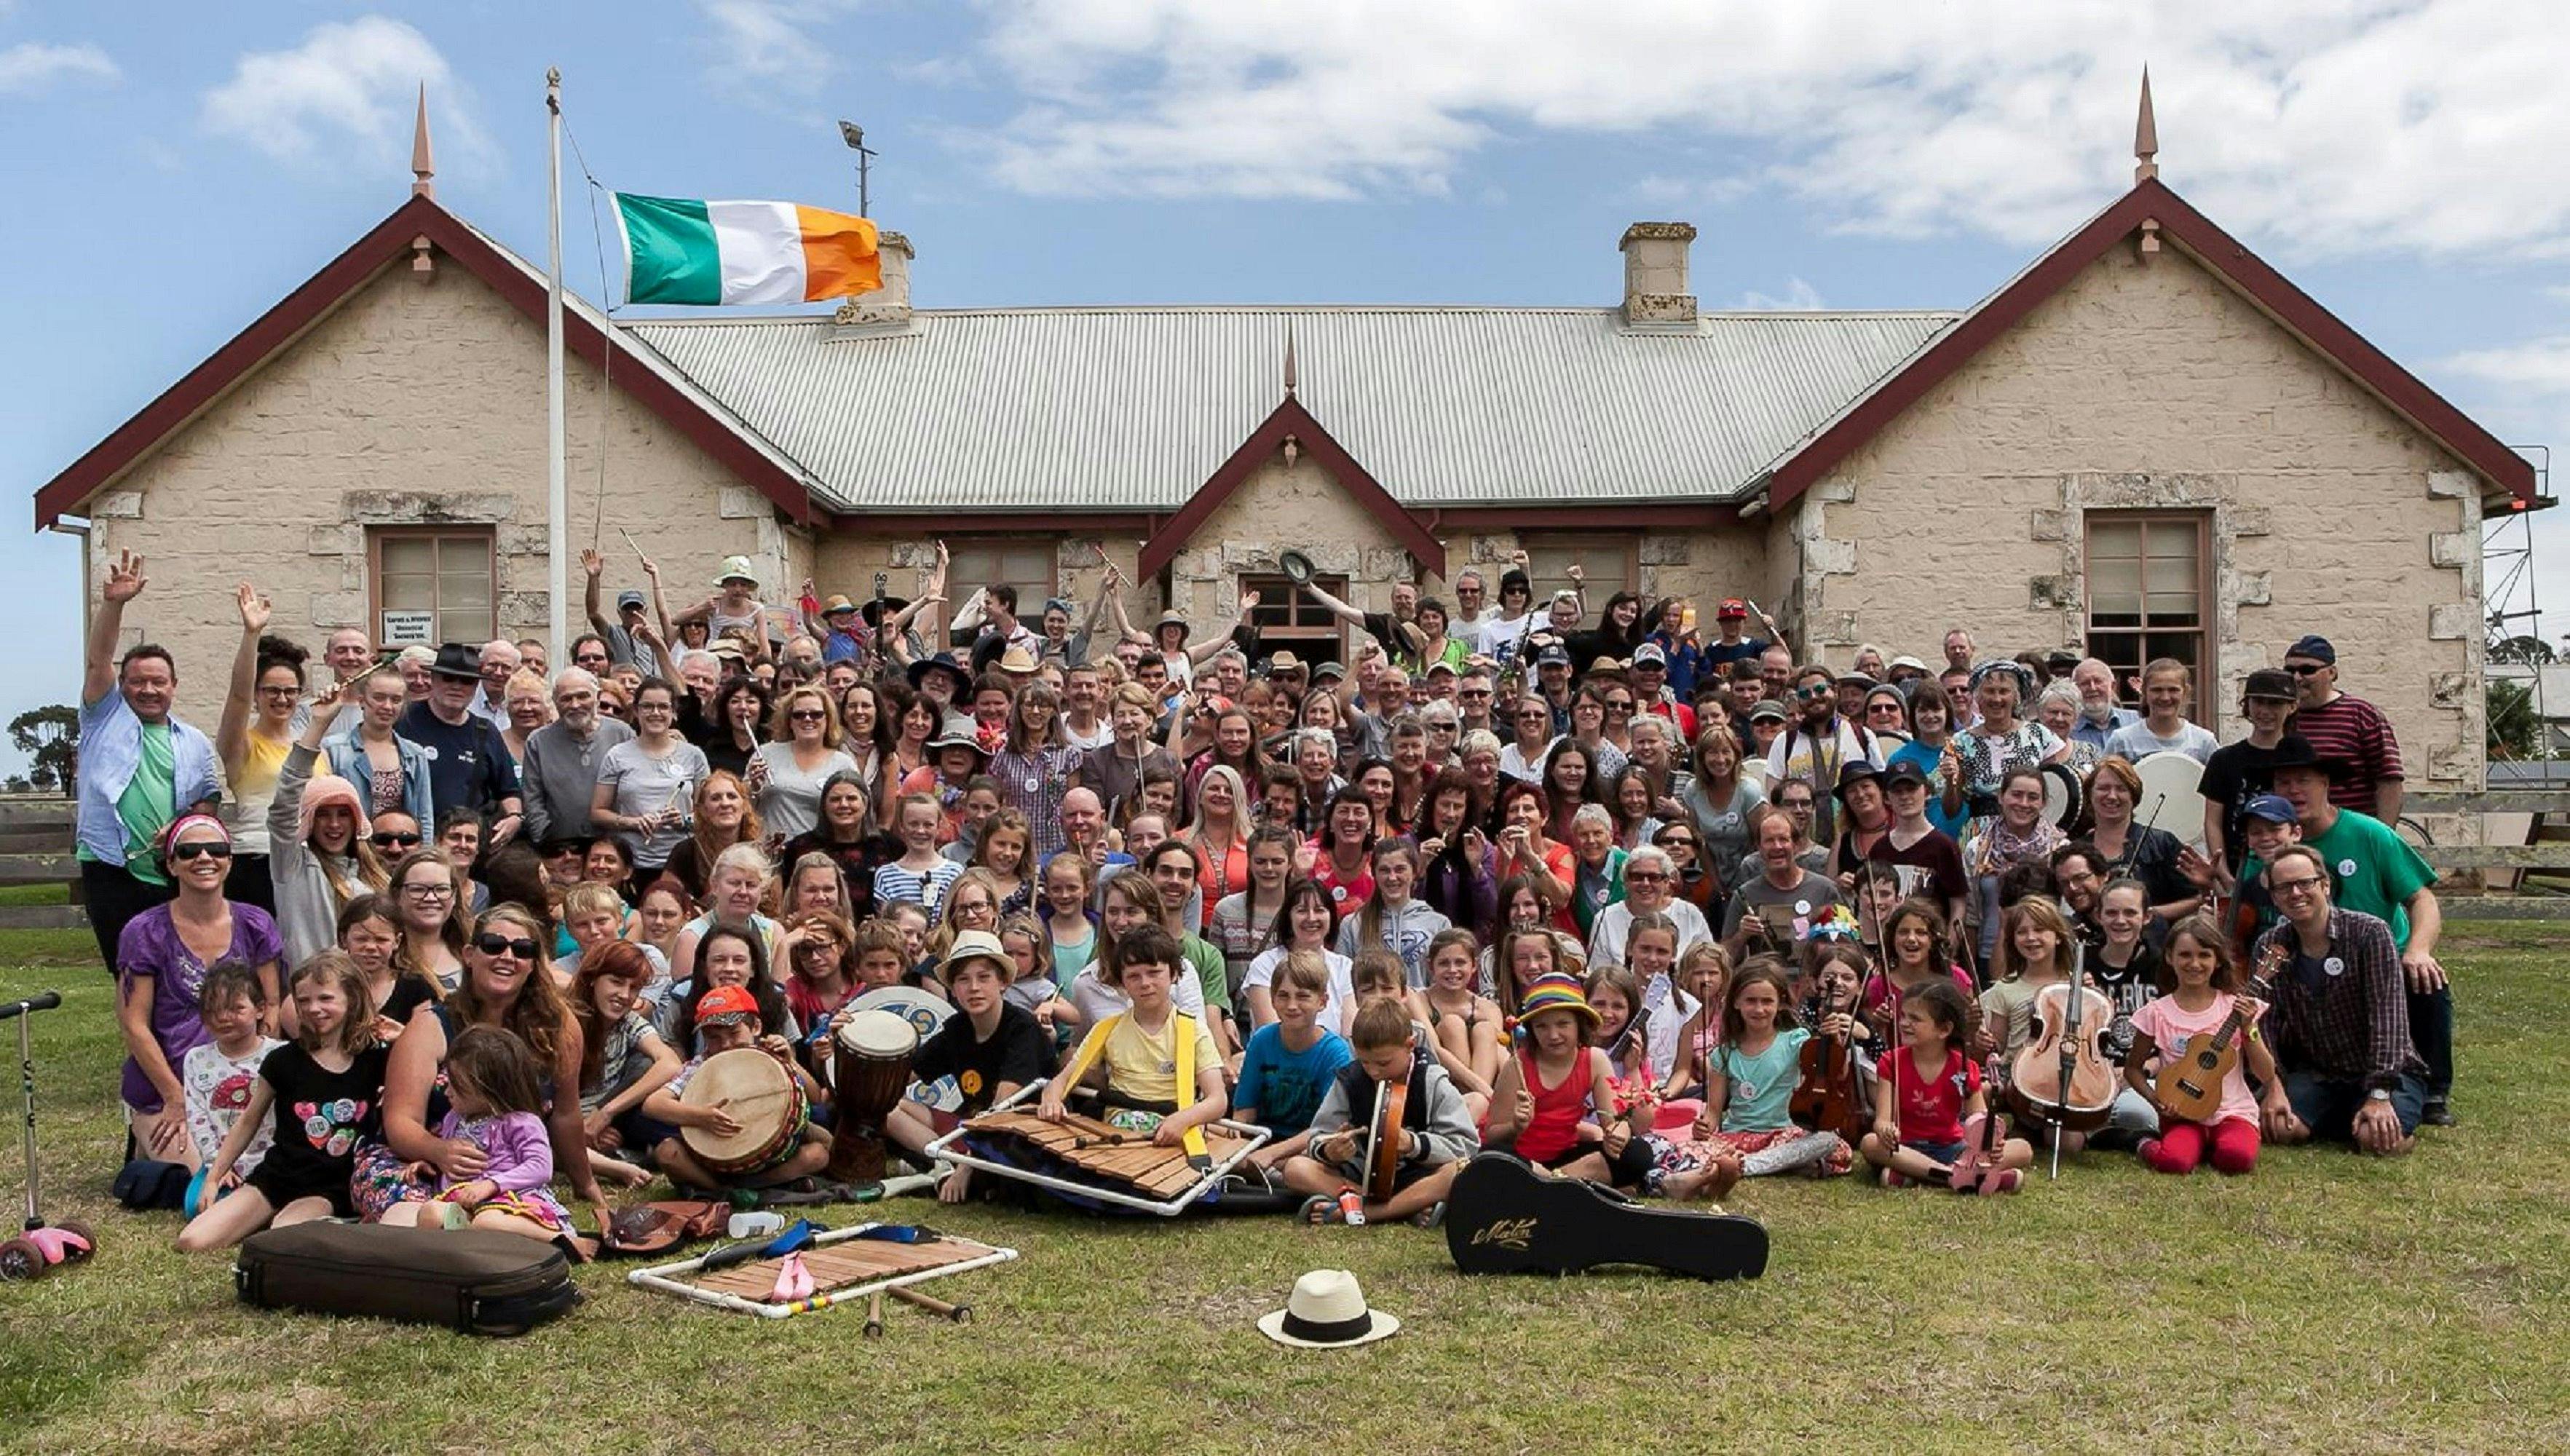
[31, 96, 2537, 790]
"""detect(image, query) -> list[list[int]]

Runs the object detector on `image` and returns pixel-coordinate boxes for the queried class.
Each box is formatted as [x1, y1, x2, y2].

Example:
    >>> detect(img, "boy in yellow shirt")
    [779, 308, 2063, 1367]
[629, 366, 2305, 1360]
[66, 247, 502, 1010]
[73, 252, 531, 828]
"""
[1039, 925, 1227, 1145]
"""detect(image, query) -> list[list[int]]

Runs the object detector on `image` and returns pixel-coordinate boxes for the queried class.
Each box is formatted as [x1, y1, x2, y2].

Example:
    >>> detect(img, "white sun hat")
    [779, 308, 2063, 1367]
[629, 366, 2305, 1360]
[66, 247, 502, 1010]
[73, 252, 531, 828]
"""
[1255, 1269, 1401, 1348]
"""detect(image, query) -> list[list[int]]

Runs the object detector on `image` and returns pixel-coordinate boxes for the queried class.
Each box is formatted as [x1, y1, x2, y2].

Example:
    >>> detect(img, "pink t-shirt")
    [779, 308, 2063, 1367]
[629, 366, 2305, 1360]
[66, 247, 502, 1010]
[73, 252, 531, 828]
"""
[2130, 992, 2258, 1123]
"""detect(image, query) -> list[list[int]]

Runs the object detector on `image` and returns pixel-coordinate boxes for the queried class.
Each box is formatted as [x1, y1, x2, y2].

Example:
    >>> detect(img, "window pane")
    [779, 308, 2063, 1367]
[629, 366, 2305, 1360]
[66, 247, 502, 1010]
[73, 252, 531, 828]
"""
[440, 574, 493, 614]
[381, 577, 435, 611]
[2089, 553, 2142, 620]
[381, 537, 435, 575]
[443, 608, 494, 646]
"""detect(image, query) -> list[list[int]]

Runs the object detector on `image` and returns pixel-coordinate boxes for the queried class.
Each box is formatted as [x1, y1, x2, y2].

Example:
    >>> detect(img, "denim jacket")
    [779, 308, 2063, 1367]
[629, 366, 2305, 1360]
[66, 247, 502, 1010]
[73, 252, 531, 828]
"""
[323, 724, 436, 827]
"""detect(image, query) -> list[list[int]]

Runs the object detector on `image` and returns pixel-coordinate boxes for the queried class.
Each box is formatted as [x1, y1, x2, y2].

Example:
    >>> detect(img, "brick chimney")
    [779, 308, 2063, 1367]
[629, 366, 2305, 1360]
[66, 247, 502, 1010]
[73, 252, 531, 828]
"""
[1619, 221, 1698, 326]
[831, 229, 914, 329]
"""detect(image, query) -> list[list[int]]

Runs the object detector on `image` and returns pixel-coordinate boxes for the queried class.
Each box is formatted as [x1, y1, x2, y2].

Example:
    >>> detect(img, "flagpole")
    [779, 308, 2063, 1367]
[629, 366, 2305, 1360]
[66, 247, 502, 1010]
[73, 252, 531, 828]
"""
[545, 67, 569, 669]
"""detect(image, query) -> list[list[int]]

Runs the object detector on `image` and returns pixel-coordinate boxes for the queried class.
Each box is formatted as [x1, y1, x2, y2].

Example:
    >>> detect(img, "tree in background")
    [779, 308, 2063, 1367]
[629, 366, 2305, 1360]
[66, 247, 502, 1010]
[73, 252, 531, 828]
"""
[2491, 634, 2555, 667]
[2488, 680, 2541, 761]
[7, 704, 74, 794]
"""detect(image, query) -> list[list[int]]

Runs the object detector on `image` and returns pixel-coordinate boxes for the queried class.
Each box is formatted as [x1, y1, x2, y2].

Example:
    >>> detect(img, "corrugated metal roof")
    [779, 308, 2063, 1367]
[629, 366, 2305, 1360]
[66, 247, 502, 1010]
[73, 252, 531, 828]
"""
[625, 306, 1956, 514]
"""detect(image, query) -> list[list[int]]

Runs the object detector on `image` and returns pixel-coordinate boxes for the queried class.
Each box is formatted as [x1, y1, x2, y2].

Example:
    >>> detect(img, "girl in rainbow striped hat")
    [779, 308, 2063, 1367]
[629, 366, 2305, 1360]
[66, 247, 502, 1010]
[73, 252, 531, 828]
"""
[1485, 974, 1655, 1191]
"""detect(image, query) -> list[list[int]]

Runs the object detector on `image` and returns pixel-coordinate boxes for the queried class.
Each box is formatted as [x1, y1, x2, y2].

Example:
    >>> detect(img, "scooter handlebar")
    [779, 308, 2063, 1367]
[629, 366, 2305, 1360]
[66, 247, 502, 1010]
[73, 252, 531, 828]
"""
[0, 992, 62, 1021]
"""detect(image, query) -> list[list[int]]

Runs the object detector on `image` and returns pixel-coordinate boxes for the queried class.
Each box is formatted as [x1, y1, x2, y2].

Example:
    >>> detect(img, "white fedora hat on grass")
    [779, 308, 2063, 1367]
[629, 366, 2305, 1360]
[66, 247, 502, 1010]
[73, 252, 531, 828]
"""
[1255, 1269, 1401, 1349]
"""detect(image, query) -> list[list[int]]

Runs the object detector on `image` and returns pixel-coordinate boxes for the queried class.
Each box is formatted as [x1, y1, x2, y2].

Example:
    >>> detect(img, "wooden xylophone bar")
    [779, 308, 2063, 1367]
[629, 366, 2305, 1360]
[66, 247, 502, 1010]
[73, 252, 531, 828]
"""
[920, 1080, 1272, 1216]
[627, 1222, 1019, 1321]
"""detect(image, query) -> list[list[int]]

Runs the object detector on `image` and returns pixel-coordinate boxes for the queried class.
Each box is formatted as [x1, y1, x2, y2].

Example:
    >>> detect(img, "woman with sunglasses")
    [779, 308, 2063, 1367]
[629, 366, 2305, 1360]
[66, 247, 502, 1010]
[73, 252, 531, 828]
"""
[748, 685, 858, 844]
[214, 584, 305, 914]
[115, 815, 284, 1171]
[385, 847, 470, 994]
[266, 677, 394, 965]
[365, 901, 612, 1238]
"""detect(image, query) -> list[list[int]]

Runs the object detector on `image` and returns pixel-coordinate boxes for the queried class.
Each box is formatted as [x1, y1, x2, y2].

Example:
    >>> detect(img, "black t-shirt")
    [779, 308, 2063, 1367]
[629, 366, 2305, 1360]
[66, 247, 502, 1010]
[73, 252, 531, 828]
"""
[395, 703, 521, 818]
[2200, 740, 2288, 871]
[255, 1040, 391, 1192]
[2087, 941, 2162, 1062]
[1862, 826, 1969, 906]
[912, 1002, 1048, 1116]
[377, 973, 439, 1030]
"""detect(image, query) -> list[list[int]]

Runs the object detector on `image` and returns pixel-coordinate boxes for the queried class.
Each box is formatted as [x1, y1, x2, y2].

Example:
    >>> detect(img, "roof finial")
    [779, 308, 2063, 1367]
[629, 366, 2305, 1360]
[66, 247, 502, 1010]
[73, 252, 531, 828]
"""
[2132, 66, 2158, 184]
[411, 82, 435, 199]
[1282, 324, 1298, 398]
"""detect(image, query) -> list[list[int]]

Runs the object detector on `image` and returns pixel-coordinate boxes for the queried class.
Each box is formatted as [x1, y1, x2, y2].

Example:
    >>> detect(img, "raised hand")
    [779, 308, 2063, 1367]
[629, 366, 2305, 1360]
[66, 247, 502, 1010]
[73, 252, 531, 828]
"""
[236, 582, 272, 633]
[1238, 587, 1260, 614]
[580, 547, 605, 579]
[638, 555, 660, 580]
[103, 550, 146, 604]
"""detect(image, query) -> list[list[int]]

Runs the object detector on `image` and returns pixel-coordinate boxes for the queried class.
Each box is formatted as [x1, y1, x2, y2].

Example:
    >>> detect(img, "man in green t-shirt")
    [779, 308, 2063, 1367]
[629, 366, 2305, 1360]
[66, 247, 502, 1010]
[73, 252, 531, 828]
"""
[2241, 737, 2451, 1127]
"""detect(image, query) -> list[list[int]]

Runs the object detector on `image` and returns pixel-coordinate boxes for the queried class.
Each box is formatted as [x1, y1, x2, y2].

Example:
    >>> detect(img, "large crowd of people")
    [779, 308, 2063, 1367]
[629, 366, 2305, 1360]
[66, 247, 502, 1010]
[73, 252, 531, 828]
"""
[74, 539, 2451, 1251]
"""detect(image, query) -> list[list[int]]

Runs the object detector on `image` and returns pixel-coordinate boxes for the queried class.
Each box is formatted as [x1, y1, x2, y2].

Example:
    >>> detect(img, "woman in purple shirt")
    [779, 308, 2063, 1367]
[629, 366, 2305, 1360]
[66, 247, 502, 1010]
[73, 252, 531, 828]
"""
[116, 815, 283, 1169]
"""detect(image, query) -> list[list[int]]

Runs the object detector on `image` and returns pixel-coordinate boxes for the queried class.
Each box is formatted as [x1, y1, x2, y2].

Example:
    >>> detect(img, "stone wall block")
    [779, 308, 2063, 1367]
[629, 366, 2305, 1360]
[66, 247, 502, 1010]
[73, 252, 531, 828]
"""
[2428, 531, 2472, 569]
[2028, 508, 2068, 542]
[2228, 570, 2272, 607]
[1360, 547, 1415, 582]
[2227, 506, 2272, 538]
[1814, 480, 1857, 505]
[308, 590, 368, 625]
[2427, 603, 2474, 641]
[2429, 671, 2470, 709]
[307, 524, 362, 556]
[716, 487, 764, 520]
[2028, 574, 2079, 611]
[498, 524, 548, 557]
[424, 493, 514, 524]
[1056, 537, 1104, 570]
[2426, 470, 2473, 499]
[1308, 543, 1360, 574]
[887, 541, 928, 569]
[93, 491, 144, 520]
[1638, 533, 1691, 566]
[344, 491, 424, 524]
[498, 590, 550, 625]
[2429, 745, 2475, 782]
[1815, 610, 1859, 647]
[1806, 538, 1857, 577]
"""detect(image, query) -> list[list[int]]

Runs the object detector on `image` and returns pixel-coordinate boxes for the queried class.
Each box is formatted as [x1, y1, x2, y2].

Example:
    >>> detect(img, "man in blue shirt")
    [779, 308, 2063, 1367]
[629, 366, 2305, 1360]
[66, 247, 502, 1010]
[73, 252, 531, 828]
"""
[395, 644, 523, 844]
[76, 550, 220, 968]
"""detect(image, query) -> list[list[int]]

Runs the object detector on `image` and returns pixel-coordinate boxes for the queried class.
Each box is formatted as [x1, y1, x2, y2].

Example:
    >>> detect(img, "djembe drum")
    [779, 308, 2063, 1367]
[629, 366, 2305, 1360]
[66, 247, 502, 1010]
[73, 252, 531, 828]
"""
[679, 1048, 805, 1178]
[829, 1009, 918, 1184]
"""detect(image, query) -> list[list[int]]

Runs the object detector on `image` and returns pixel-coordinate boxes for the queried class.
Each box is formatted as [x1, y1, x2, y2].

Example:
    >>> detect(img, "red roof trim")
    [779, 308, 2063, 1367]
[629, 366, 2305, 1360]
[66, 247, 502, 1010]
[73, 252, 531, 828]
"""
[33, 195, 815, 531]
[1767, 178, 2536, 507]
[1137, 397, 1447, 579]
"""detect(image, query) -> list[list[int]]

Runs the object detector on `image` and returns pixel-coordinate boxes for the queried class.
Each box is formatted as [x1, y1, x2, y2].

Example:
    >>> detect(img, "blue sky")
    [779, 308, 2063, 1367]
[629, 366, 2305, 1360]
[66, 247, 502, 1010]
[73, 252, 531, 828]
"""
[9, 1, 2570, 771]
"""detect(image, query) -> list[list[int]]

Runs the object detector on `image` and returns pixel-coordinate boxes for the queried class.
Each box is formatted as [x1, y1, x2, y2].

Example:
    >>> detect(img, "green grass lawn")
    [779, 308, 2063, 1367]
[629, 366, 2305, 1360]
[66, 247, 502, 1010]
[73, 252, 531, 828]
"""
[1, 925, 2565, 1455]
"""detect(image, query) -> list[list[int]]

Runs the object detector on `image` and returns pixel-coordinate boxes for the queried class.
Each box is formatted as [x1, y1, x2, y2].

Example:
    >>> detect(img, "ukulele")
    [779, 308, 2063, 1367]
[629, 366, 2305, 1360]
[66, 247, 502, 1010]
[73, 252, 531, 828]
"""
[2151, 945, 2283, 1127]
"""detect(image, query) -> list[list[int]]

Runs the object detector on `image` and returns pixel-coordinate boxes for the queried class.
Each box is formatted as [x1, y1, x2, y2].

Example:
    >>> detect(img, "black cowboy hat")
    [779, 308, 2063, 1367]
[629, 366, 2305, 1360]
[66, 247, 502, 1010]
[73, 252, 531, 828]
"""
[1830, 760, 1883, 804]
[861, 596, 913, 629]
[2266, 734, 2351, 781]
[907, 652, 969, 691]
[429, 642, 483, 681]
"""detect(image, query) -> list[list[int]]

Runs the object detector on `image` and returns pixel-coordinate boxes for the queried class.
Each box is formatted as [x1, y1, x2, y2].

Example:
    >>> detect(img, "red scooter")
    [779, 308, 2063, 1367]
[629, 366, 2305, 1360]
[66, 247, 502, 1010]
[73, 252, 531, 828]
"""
[1, 992, 95, 1281]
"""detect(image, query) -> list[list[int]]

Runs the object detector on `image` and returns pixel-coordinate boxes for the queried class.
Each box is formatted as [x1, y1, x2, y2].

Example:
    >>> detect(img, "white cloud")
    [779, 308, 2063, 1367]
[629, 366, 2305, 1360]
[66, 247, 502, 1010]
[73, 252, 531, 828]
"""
[2439, 337, 2570, 397]
[697, 0, 858, 97]
[1735, 277, 1825, 311]
[0, 41, 117, 94]
[956, 0, 2570, 260]
[201, 17, 488, 170]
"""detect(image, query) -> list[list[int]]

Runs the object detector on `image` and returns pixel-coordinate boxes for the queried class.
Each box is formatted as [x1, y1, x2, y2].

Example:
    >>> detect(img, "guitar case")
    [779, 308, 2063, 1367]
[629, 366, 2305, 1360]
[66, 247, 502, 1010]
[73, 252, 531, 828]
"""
[1444, 1152, 1768, 1281]
[235, 1223, 581, 1337]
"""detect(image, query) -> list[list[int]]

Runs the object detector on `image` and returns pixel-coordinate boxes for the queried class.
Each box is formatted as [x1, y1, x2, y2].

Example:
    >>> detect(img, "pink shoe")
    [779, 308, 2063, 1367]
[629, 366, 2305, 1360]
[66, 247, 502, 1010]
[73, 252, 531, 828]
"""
[770, 1252, 814, 1303]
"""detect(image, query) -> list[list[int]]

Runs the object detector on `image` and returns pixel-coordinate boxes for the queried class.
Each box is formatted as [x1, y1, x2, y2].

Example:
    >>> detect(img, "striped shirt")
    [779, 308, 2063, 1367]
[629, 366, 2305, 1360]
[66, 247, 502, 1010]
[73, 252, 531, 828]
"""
[871, 858, 963, 918]
[2288, 693, 2402, 813]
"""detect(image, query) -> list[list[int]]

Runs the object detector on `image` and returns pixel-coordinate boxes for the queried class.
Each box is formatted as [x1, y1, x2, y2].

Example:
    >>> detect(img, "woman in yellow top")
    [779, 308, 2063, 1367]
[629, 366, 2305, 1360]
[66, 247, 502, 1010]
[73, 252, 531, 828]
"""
[216, 584, 306, 915]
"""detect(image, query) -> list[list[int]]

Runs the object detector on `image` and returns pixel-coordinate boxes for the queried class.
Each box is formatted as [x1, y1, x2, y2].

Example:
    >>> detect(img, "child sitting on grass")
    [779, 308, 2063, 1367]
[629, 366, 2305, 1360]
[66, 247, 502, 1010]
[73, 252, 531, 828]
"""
[1863, 979, 2029, 1193]
[644, 985, 833, 1192]
[1235, 951, 1354, 1174]
[1283, 998, 1481, 1226]
[181, 961, 282, 1187]
[890, 929, 1052, 1203]
[177, 953, 386, 1251]
[1484, 973, 1654, 1190]
[1038, 926, 1227, 1147]
[376, 1026, 579, 1247]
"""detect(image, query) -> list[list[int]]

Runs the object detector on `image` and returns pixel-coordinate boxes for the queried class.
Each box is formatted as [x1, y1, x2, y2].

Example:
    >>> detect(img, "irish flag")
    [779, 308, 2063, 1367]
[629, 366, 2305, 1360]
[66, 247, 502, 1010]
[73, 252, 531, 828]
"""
[612, 194, 881, 306]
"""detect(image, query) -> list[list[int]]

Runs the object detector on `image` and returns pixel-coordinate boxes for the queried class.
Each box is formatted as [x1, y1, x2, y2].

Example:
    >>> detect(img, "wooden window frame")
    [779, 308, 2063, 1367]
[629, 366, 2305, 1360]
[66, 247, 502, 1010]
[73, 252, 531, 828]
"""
[2081, 510, 2214, 698]
[1519, 534, 1641, 606]
[943, 537, 1059, 646]
[1241, 571, 1351, 661]
[367, 525, 497, 650]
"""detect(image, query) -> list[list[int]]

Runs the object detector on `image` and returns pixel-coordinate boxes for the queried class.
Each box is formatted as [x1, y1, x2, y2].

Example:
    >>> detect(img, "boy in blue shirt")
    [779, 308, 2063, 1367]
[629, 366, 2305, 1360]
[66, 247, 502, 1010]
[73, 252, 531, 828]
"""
[1235, 951, 1352, 1174]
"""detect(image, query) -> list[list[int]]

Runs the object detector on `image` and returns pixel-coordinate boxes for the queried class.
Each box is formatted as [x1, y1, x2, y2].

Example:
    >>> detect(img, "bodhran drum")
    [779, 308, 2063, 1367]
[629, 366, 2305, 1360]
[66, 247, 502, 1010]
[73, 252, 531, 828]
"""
[679, 1048, 805, 1177]
[850, 986, 966, 1113]
[828, 1009, 919, 1184]
[2132, 751, 2209, 847]
[2040, 761, 2086, 831]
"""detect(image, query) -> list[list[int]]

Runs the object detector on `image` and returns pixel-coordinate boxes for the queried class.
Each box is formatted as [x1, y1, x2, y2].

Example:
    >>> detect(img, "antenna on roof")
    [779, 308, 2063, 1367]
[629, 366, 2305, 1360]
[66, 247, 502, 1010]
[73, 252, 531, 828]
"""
[838, 119, 877, 216]
[2133, 66, 2158, 184]
[411, 82, 435, 199]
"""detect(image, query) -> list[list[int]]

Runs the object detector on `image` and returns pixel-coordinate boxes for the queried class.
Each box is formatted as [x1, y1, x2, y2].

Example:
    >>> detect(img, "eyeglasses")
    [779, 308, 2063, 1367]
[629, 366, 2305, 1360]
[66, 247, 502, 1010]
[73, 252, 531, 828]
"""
[1658, 835, 1698, 848]
[1794, 685, 1832, 700]
[168, 841, 232, 862]
[373, 831, 423, 849]
[256, 684, 301, 699]
[790, 709, 827, 722]
[475, 933, 541, 960]
[2285, 663, 2327, 676]
[400, 881, 454, 901]
[2270, 874, 2328, 898]
[1624, 869, 1667, 883]
[1605, 699, 1634, 712]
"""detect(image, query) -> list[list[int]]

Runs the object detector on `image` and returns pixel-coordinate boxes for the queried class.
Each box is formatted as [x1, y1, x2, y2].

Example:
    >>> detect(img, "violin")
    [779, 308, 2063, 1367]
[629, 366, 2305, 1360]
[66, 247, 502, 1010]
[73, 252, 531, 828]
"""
[1790, 981, 1870, 1143]
[1948, 1054, 2012, 1193]
[2004, 968, 2118, 1136]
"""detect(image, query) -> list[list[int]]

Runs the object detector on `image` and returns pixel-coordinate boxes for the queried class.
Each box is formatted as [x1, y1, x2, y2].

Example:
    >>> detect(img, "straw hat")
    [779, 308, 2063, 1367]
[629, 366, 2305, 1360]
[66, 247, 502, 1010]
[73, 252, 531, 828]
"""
[1255, 1270, 1401, 1348]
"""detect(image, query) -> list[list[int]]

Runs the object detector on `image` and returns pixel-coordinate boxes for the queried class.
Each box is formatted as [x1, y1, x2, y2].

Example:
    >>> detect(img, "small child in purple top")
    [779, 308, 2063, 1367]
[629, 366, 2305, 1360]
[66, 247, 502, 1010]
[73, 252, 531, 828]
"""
[376, 1026, 573, 1243]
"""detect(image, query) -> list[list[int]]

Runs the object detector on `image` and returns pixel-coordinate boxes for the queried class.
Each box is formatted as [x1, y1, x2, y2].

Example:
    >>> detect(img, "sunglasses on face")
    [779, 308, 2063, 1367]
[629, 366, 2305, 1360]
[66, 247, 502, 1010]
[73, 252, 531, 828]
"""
[169, 841, 232, 862]
[475, 933, 541, 960]
[1795, 685, 1832, 700]
[373, 831, 423, 849]
[2285, 663, 2326, 676]
[790, 709, 827, 722]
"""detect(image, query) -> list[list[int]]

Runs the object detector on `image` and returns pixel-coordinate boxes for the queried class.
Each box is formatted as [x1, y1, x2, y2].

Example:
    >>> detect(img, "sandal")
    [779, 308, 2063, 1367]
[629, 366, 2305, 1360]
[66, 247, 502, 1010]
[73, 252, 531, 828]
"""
[1300, 1193, 1353, 1226]
[1412, 1200, 1447, 1230]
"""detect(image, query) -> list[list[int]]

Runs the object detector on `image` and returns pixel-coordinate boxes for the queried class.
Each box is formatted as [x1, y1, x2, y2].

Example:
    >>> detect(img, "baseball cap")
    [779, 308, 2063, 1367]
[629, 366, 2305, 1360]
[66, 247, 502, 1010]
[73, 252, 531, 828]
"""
[1717, 598, 1749, 619]
[1881, 759, 1929, 790]
[695, 985, 759, 1026]
[1631, 643, 1667, 668]
[1749, 699, 1789, 724]
[1535, 644, 1572, 668]
[1312, 660, 1347, 684]
[2242, 793, 2298, 825]
[616, 589, 647, 612]
[2285, 635, 2336, 665]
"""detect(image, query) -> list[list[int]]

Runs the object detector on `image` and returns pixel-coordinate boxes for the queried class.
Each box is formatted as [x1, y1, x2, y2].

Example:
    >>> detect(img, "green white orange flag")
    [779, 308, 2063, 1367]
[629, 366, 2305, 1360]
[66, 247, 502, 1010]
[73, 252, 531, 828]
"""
[612, 194, 881, 306]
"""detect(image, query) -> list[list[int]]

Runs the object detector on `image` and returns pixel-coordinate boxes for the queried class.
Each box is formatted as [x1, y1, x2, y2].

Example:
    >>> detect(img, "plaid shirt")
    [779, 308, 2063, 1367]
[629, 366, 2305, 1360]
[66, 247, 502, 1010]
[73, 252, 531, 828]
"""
[2254, 908, 2424, 1092]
